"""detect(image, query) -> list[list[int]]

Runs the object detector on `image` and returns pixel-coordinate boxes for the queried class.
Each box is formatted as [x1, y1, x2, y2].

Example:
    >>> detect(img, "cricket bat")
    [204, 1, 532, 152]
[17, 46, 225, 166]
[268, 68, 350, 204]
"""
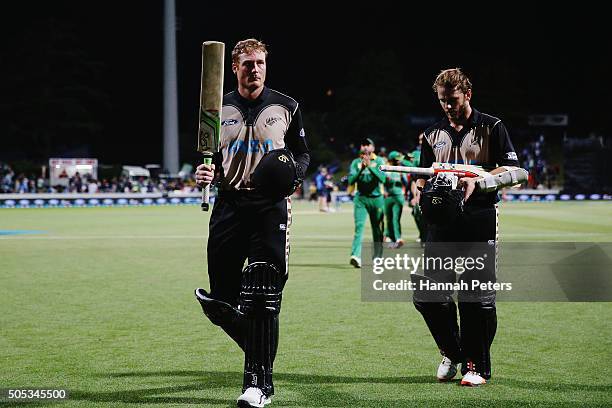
[380, 162, 488, 178]
[197, 41, 225, 211]
[380, 162, 528, 192]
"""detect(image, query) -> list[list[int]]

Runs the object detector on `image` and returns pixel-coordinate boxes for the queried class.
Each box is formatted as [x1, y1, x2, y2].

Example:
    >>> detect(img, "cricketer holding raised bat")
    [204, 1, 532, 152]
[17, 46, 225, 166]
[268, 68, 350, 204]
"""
[412, 68, 521, 386]
[194, 39, 309, 408]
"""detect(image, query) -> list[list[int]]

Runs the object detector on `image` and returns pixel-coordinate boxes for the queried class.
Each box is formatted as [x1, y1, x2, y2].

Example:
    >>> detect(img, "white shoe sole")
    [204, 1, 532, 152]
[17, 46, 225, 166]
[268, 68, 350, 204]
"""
[237, 399, 271, 407]
[460, 378, 486, 386]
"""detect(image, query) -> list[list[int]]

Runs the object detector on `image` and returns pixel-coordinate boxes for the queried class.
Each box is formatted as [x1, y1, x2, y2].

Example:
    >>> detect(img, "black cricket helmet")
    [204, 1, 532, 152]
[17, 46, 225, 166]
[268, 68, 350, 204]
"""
[251, 148, 298, 199]
[419, 173, 464, 225]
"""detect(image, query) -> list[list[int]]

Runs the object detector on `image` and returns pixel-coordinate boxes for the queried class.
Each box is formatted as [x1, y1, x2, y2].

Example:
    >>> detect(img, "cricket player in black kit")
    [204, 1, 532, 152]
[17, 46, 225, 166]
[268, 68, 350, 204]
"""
[194, 39, 309, 408]
[414, 68, 520, 386]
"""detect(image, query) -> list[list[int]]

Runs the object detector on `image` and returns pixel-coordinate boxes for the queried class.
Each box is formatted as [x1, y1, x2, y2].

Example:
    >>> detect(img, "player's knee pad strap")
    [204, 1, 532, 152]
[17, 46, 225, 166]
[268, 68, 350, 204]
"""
[239, 262, 283, 316]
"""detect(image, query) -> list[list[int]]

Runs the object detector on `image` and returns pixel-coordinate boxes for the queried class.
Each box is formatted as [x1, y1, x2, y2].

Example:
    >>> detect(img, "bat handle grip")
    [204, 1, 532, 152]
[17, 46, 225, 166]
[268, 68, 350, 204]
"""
[201, 154, 213, 211]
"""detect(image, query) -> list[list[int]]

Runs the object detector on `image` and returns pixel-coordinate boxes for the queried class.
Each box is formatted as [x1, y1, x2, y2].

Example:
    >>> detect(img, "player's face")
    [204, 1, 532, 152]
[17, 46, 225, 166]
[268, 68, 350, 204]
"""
[437, 86, 471, 122]
[233, 51, 267, 91]
[360, 144, 373, 154]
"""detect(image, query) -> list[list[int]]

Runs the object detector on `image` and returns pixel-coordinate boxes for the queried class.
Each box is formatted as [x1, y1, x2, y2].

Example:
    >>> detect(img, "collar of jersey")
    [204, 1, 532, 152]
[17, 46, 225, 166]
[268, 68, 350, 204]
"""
[236, 86, 270, 106]
[442, 108, 481, 129]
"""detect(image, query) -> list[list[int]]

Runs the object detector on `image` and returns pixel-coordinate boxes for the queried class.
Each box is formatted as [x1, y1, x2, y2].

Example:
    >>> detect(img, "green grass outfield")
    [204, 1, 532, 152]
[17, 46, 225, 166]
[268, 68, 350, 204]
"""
[1, 201, 611, 407]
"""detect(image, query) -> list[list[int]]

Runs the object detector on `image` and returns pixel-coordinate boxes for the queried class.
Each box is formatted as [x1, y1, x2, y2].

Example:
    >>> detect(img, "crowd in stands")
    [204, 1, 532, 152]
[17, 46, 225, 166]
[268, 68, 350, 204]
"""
[1, 135, 560, 196]
[520, 134, 560, 189]
[0, 162, 198, 194]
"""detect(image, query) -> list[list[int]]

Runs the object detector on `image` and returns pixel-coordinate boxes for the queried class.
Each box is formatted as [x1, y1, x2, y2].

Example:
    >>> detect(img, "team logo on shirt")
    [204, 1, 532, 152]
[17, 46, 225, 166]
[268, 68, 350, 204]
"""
[228, 138, 274, 154]
[221, 119, 239, 126]
[433, 141, 447, 150]
[506, 152, 518, 160]
[299, 128, 306, 138]
[265, 116, 282, 127]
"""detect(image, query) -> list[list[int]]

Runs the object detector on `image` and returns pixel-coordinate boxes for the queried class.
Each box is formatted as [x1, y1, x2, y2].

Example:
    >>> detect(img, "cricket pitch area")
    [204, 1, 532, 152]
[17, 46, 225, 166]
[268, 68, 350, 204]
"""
[1, 201, 611, 407]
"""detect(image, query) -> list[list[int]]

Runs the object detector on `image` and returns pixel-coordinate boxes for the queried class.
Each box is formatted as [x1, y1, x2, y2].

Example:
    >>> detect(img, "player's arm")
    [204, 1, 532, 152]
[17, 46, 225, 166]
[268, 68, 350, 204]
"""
[348, 159, 365, 185]
[460, 121, 522, 198]
[367, 157, 387, 184]
[285, 105, 310, 182]
[414, 135, 434, 199]
[195, 163, 215, 187]
[489, 120, 519, 173]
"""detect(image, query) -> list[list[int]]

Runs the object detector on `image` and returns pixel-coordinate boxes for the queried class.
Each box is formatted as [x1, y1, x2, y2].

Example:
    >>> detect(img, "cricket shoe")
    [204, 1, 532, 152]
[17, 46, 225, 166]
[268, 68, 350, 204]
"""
[350, 256, 361, 268]
[460, 360, 486, 386]
[194, 288, 242, 326]
[237, 387, 271, 407]
[436, 356, 458, 381]
[460, 371, 487, 386]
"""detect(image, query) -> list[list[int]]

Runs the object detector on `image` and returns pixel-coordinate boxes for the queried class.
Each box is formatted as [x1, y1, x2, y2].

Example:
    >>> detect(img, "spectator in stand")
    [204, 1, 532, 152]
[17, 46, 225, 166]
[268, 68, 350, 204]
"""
[2, 165, 14, 193]
[17, 175, 29, 193]
[88, 179, 99, 194]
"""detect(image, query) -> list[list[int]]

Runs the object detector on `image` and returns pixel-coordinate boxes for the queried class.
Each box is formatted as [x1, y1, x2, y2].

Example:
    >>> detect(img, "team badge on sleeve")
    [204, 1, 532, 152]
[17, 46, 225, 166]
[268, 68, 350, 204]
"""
[505, 152, 518, 160]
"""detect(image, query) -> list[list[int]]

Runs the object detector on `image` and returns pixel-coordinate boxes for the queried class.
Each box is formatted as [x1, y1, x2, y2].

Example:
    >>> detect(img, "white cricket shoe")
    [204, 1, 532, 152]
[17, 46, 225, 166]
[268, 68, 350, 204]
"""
[461, 371, 487, 386]
[350, 256, 361, 268]
[237, 387, 271, 407]
[436, 356, 458, 381]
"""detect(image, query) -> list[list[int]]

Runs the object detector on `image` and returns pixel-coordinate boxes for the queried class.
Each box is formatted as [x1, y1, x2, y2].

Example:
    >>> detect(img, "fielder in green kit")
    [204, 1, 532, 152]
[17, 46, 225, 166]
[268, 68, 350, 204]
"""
[348, 138, 386, 268]
[384, 151, 409, 247]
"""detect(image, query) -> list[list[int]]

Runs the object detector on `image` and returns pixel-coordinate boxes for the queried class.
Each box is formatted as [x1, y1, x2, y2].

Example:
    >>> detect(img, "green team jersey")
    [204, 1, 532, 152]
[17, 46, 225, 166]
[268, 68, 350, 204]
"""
[348, 154, 386, 197]
[409, 149, 421, 166]
[400, 155, 418, 168]
[384, 171, 407, 196]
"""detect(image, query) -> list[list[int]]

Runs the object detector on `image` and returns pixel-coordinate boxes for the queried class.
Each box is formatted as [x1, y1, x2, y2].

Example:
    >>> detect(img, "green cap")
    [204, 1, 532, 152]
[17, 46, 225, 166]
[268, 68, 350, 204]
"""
[388, 151, 404, 161]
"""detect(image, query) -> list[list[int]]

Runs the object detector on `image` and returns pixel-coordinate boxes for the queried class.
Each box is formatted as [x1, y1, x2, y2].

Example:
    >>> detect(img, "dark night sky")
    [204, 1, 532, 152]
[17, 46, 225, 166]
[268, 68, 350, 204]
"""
[1, 1, 610, 166]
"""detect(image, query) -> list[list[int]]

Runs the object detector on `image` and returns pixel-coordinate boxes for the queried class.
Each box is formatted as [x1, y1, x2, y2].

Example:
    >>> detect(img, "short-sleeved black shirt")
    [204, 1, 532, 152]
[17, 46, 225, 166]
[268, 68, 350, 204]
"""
[419, 109, 519, 206]
[217, 87, 309, 190]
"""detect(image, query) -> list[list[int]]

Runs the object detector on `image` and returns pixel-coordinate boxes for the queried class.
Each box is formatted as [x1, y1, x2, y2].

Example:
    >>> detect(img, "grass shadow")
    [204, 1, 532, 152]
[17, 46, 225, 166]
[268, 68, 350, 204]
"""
[71, 370, 611, 406]
[103, 370, 433, 385]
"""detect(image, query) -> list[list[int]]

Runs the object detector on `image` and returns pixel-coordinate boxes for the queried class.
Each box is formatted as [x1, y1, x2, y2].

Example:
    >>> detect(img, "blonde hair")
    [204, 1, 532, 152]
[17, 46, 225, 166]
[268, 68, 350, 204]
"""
[432, 68, 472, 93]
[232, 39, 268, 63]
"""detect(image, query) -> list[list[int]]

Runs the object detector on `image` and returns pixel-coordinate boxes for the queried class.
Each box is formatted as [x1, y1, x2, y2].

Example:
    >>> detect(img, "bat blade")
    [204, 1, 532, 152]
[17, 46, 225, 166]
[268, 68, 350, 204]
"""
[197, 41, 224, 211]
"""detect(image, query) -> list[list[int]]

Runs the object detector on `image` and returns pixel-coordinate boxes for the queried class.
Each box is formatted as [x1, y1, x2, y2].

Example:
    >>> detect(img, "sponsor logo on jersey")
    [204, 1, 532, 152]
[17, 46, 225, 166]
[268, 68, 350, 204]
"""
[279, 224, 287, 231]
[505, 152, 518, 160]
[221, 119, 239, 126]
[433, 141, 447, 150]
[278, 154, 289, 163]
[299, 128, 306, 138]
[265, 116, 282, 127]
[228, 138, 274, 154]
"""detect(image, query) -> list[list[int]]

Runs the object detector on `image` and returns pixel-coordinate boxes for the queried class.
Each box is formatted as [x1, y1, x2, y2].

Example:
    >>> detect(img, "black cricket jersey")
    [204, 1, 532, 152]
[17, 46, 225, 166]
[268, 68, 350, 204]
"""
[419, 109, 519, 206]
[216, 87, 310, 191]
